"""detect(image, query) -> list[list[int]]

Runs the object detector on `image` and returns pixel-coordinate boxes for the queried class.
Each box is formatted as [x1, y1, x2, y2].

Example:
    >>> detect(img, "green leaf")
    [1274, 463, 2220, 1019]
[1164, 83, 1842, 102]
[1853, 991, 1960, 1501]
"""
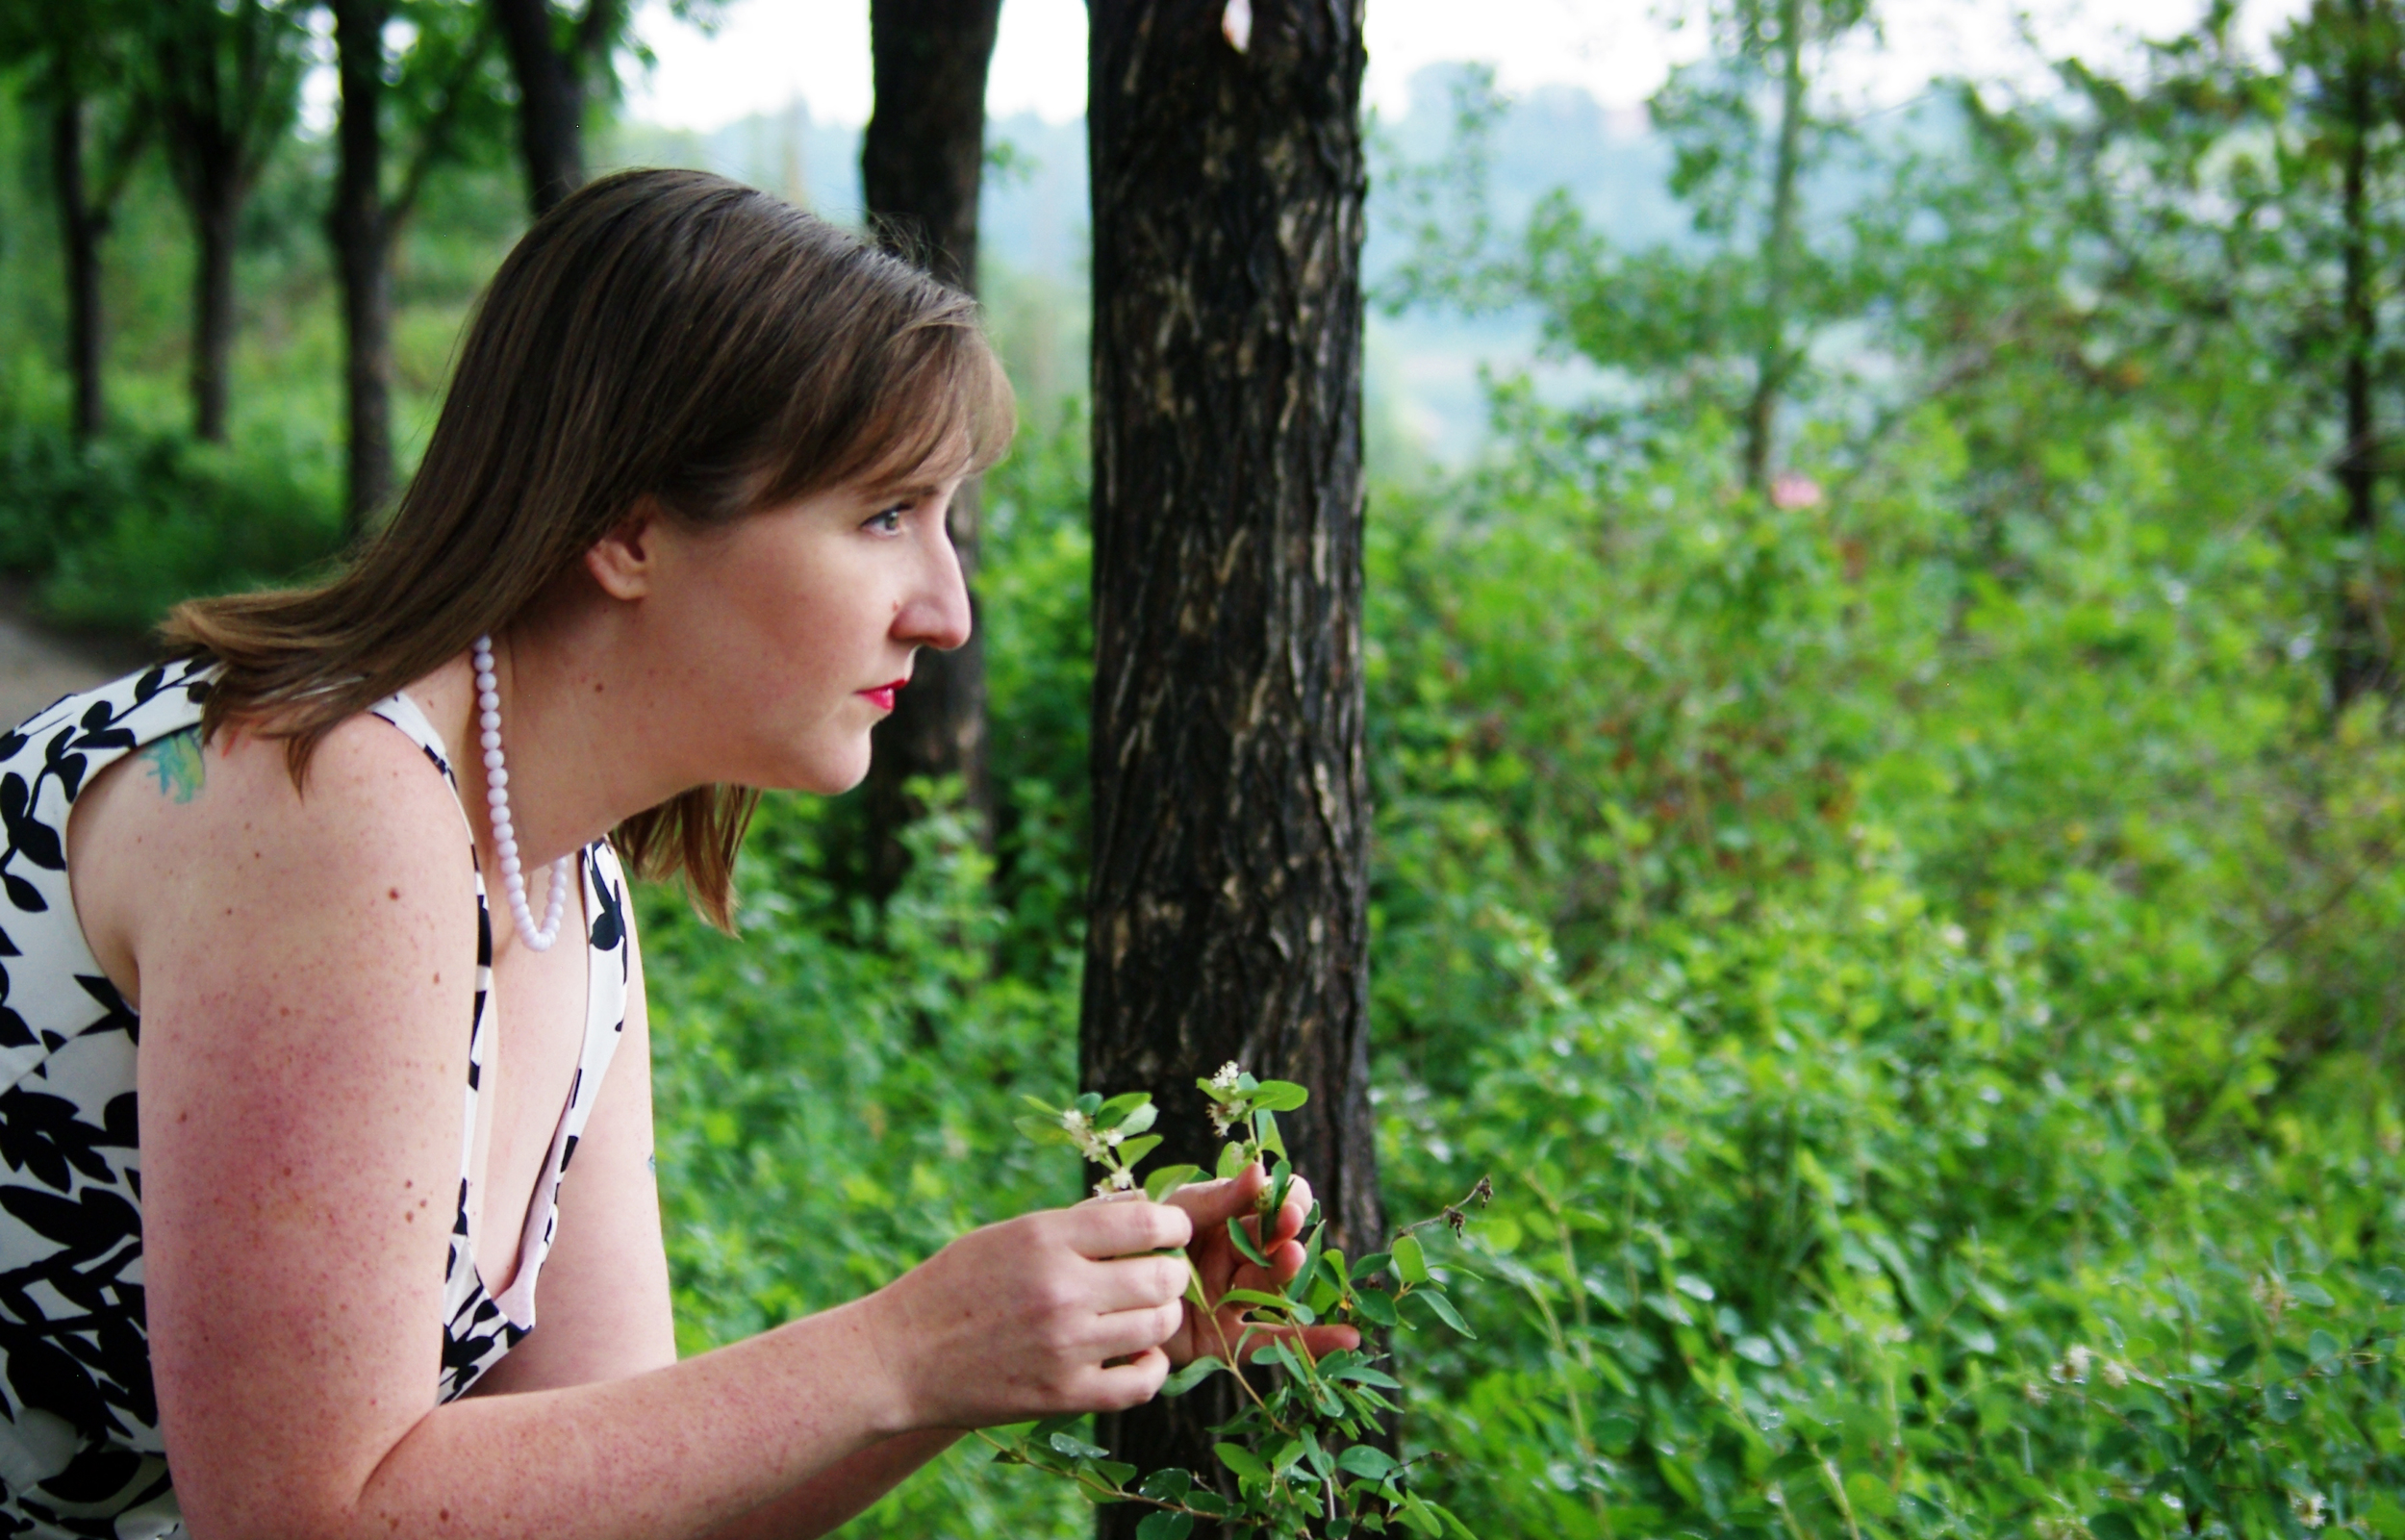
[1020, 1094, 1063, 1117]
[2291, 1279, 2337, 1308]
[1144, 1163, 1204, 1201]
[1337, 1444, 1399, 1478]
[1349, 1287, 1399, 1327]
[1161, 1355, 1226, 1396]
[1393, 1234, 1430, 1285]
[1248, 1079, 1310, 1112]
[1117, 1135, 1163, 1167]
[1013, 1114, 1075, 1147]
[1113, 1100, 1160, 1137]
[1268, 1160, 1295, 1219]
[1075, 1092, 1103, 1116]
[1353, 1251, 1393, 1280]
[1217, 1142, 1252, 1179]
[2216, 1342, 2259, 1378]
[1135, 1512, 1193, 1540]
[1049, 1430, 1109, 1459]
[1329, 1360, 1402, 1389]
[1228, 1216, 1273, 1268]
[1220, 1287, 1295, 1312]
[1138, 1468, 1194, 1502]
[1426, 1500, 1480, 1540]
[1215, 1443, 1273, 1484]
[2087, 1512, 2141, 1540]
[1254, 1109, 1287, 1158]
[1415, 1286, 1475, 1338]
[1303, 1426, 1335, 1478]
[1098, 1092, 1152, 1124]
[1400, 1495, 1445, 1536]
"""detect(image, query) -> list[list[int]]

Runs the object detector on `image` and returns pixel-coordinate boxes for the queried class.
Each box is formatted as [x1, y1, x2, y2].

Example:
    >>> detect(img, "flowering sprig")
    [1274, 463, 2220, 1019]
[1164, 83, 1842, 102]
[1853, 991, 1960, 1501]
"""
[992, 1069, 1491, 1539]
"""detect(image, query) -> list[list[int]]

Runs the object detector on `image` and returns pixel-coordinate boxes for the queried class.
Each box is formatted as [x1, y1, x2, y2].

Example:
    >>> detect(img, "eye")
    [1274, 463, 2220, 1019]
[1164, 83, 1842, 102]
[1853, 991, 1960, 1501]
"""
[864, 501, 910, 535]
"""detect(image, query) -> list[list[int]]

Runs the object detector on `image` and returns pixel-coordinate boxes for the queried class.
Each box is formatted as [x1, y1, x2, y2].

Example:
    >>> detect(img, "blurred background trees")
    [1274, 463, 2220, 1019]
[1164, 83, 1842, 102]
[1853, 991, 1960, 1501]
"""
[0, 0, 2401, 1532]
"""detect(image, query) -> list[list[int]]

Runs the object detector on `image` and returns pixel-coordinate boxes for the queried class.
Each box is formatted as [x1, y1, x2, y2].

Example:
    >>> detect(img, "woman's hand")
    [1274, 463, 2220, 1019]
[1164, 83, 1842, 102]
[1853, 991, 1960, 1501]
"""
[865, 1200, 1197, 1429]
[1159, 1164, 1362, 1369]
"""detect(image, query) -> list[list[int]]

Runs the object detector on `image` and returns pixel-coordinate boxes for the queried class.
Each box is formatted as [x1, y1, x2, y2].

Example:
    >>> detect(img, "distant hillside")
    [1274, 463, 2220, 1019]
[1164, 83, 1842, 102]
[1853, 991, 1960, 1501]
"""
[605, 65, 1667, 463]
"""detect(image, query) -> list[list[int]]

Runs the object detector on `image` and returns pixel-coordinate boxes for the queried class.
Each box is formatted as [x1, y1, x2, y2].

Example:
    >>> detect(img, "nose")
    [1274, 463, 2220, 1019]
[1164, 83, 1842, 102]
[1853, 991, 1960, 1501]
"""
[894, 505, 974, 653]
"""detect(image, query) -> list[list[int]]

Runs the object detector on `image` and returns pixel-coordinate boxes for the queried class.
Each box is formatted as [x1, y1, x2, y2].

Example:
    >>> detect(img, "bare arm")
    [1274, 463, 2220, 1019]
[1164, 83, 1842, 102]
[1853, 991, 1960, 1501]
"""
[467, 896, 966, 1536]
[124, 722, 1194, 1540]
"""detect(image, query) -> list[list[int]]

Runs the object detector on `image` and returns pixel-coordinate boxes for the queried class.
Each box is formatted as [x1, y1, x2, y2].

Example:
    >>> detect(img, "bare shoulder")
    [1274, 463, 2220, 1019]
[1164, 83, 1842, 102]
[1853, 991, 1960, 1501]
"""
[72, 709, 478, 1012]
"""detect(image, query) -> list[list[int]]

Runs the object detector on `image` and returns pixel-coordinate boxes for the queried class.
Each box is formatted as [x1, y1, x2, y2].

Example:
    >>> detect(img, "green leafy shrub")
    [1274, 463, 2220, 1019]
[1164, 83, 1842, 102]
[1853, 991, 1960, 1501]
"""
[0, 416, 344, 635]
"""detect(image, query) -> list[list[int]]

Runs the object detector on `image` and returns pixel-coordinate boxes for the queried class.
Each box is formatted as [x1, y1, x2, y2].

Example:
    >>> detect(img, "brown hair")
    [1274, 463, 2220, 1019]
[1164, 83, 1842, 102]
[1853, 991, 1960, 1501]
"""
[163, 167, 1013, 929]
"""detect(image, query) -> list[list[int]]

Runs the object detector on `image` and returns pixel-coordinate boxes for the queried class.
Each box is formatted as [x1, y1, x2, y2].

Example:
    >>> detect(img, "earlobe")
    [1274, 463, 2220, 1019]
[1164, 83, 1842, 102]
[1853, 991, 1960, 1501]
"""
[585, 501, 660, 601]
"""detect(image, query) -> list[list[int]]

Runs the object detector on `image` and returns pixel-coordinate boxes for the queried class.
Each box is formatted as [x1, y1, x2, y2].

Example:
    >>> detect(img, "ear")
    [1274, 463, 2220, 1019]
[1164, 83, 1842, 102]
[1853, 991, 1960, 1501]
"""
[584, 498, 661, 601]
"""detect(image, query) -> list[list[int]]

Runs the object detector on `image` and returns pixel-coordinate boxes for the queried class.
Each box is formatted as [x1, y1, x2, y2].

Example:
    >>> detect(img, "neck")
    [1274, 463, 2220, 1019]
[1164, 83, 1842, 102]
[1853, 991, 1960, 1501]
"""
[408, 595, 699, 903]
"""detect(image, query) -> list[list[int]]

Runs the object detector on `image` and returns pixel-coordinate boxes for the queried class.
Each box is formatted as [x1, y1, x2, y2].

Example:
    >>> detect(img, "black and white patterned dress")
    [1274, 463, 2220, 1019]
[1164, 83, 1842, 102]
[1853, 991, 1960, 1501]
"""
[0, 660, 630, 1538]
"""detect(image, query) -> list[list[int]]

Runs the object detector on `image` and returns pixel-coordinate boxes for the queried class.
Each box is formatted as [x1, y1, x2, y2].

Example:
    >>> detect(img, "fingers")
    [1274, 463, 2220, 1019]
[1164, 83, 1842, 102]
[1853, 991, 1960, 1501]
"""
[1090, 1299, 1185, 1360]
[1167, 1164, 1268, 1229]
[1082, 1346, 1172, 1410]
[1087, 1252, 1193, 1313]
[1224, 1319, 1362, 1365]
[1061, 1199, 1193, 1259]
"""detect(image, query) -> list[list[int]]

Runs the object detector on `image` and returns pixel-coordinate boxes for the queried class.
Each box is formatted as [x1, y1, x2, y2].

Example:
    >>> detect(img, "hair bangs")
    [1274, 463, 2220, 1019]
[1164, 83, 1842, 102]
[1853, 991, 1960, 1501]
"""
[758, 313, 1016, 512]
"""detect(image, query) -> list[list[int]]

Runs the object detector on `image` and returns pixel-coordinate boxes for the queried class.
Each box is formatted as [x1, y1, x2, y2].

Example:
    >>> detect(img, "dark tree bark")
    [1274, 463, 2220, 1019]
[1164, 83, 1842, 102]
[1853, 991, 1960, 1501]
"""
[491, 0, 618, 215]
[858, 0, 1004, 896]
[151, 0, 305, 443]
[49, 83, 104, 442]
[862, 0, 1001, 293]
[1081, 1, 1376, 1527]
[330, 0, 395, 530]
[188, 191, 239, 443]
[2332, 0, 2389, 710]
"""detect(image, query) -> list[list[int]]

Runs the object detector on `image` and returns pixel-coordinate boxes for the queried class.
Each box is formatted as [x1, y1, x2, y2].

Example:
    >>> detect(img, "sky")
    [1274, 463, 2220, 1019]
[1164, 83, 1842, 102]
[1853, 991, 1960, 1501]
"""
[622, 0, 2312, 133]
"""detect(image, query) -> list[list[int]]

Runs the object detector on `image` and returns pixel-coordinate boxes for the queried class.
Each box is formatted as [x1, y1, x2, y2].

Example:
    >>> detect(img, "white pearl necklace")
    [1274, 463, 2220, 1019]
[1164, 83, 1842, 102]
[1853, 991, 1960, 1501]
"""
[472, 635, 570, 952]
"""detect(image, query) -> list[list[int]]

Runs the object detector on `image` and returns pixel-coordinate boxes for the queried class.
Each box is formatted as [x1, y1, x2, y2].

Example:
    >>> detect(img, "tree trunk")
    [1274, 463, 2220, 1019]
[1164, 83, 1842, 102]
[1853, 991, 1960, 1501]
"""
[190, 185, 237, 443]
[858, 0, 1004, 895]
[2333, 0, 2387, 710]
[48, 80, 104, 443]
[1082, 1, 1376, 1528]
[1744, 0, 1808, 492]
[862, 0, 1001, 292]
[491, 0, 589, 215]
[331, 0, 395, 531]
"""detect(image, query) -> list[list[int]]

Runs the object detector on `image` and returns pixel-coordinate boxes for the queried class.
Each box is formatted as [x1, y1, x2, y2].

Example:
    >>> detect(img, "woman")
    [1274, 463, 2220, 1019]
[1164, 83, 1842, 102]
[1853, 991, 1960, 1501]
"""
[0, 169, 1349, 1539]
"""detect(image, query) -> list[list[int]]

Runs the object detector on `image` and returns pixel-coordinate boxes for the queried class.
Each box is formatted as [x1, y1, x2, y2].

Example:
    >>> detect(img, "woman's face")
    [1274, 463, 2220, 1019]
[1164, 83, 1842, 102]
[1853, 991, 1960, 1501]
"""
[620, 460, 973, 795]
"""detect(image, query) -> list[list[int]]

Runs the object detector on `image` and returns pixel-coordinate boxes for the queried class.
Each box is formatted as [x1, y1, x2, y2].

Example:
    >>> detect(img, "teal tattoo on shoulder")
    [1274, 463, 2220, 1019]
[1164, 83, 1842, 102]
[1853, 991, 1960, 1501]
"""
[139, 729, 206, 804]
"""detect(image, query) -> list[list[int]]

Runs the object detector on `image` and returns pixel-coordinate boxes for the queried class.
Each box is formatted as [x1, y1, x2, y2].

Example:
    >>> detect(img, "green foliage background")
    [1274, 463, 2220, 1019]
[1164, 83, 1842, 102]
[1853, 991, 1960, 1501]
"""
[2, 10, 2403, 1534]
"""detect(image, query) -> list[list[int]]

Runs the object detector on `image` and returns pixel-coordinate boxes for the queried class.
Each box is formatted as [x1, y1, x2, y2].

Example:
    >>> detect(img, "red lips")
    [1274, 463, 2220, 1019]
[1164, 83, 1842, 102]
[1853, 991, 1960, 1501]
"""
[858, 679, 908, 712]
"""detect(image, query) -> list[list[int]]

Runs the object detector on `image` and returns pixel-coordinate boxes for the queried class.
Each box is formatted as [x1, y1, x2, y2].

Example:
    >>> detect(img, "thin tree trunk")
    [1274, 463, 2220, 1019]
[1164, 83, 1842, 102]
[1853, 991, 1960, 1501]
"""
[331, 0, 395, 531]
[2333, 0, 2386, 710]
[191, 188, 237, 442]
[49, 80, 104, 443]
[859, 0, 1004, 895]
[491, 0, 592, 215]
[1083, 1, 1377, 1528]
[1744, 0, 1808, 492]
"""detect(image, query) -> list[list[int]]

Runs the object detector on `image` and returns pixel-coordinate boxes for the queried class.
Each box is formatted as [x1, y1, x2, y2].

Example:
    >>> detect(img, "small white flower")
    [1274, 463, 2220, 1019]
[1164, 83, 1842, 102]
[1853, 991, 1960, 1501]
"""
[2100, 1359, 2128, 1389]
[1061, 1109, 1089, 1133]
[1105, 1128, 1125, 1147]
[1209, 1062, 1244, 1094]
[2064, 1345, 2091, 1382]
[1092, 1169, 1137, 1199]
[2293, 1493, 2327, 1530]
